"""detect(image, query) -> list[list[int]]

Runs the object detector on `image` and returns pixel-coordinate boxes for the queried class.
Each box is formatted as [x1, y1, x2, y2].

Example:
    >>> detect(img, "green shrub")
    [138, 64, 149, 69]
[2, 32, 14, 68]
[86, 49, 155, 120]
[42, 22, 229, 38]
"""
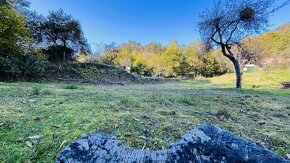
[21, 54, 47, 80]
[77, 66, 106, 79]
[132, 59, 152, 76]
[0, 57, 22, 80]
[32, 86, 42, 95]
[0, 54, 47, 81]
[199, 56, 228, 77]
[64, 84, 78, 90]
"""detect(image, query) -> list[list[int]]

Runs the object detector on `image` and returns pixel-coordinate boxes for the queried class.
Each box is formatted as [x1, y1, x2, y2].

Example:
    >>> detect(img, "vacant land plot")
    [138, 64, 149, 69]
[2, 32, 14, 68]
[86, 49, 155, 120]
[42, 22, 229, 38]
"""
[1, 70, 290, 162]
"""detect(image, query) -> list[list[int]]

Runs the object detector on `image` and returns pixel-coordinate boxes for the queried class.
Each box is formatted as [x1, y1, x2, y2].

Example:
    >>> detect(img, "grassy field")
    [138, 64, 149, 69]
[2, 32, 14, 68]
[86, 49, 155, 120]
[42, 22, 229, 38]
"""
[1, 69, 290, 162]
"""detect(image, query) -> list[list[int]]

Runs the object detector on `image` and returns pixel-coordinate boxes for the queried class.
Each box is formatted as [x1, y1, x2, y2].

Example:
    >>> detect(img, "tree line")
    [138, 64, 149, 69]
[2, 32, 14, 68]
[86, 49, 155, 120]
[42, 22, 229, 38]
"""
[97, 41, 229, 78]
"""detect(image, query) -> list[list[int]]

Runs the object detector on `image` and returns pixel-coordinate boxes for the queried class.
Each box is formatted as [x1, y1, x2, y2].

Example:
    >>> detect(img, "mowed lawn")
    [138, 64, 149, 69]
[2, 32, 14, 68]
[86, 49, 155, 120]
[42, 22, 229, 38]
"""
[0, 70, 290, 162]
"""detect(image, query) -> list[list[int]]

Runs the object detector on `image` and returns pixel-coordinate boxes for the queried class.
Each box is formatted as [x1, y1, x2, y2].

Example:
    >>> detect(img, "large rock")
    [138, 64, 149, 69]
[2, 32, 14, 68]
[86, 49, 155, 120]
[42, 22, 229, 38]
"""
[57, 124, 289, 163]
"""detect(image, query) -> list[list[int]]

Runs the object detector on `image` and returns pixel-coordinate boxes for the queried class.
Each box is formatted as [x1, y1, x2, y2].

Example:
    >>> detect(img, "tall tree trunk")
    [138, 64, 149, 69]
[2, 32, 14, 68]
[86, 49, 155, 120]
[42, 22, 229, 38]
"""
[63, 40, 67, 63]
[232, 58, 242, 88]
[223, 45, 242, 89]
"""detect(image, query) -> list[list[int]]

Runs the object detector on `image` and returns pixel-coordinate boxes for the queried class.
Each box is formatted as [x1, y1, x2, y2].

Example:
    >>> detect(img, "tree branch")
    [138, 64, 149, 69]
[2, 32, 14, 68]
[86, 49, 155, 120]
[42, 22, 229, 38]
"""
[226, 21, 239, 44]
[225, 45, 235, 57]
[221, 20, 238, 35]
[211, 37, 220, 44]
[210, 29, 221, 45]
[221, 44, 234, 60]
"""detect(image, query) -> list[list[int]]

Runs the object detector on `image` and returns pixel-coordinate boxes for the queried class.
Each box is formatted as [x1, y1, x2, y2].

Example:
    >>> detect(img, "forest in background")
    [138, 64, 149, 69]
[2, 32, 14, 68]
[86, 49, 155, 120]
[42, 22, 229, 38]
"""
[96, 23, 290, 78]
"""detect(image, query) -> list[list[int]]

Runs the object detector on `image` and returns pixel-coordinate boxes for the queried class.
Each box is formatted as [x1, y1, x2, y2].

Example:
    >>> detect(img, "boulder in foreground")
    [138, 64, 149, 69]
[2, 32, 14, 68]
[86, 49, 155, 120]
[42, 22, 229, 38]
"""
[57, 124, 289, 163]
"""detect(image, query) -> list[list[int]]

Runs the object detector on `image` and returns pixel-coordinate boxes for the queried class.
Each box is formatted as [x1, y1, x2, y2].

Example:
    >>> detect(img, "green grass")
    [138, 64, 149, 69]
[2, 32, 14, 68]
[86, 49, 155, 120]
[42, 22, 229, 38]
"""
[0, 70, 290, 162]
[210, 69, 290, 89]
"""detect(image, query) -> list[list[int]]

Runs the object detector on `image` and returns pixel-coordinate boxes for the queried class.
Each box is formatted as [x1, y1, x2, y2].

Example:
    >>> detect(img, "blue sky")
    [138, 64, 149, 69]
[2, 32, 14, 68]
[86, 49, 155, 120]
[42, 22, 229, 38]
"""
[29, 0, 290, 47]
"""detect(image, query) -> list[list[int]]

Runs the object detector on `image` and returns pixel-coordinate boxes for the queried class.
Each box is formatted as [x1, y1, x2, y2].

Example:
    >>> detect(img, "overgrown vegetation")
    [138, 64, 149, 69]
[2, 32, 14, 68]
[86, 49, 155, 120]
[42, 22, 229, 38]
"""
[0, 0, 90, 81]
[97, 22, 290, 80]
[45, 62, 138, 84]
[0, 54, 47, 81]
[98, 41, 229, 78]
[0, 70, 289, 162]
[1, 0, 289, 84]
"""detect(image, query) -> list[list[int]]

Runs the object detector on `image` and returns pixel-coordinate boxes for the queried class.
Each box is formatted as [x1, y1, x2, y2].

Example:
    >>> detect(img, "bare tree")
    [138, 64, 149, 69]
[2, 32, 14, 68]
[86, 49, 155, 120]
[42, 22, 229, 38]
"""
[198, 0, 290, 88]
[236, 39, 263, 70]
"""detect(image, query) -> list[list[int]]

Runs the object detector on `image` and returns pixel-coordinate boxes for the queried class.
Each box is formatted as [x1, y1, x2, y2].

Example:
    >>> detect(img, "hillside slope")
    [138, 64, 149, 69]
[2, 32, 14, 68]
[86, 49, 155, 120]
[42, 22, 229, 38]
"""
[46, 62, 174, 84]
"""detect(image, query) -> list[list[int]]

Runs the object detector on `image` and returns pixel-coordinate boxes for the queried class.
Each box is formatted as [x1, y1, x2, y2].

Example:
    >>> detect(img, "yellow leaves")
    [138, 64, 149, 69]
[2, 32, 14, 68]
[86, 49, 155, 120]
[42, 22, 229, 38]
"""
[0, 5, 29, 55]
[113, 48, 136, 67]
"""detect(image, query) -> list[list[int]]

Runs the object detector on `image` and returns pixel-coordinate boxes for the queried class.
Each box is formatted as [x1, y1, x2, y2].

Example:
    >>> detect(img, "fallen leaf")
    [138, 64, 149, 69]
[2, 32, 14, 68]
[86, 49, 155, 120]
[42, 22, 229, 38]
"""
[16, 137, 24, 142]
[260, 142, 266, 146]
[28, 135, 43, 139]
[0, 122, 15, 127]
[171, 110, 176, 115]
[218, 115, 225, 121]
[124, 132, 132, 137]
[258, 121, 266, 125]
[52, 125, 61, 129]
[239, 109, 246, 113]
[10, 109, 22, 114]
[142, 143, 146, 150]
[286, 154, 290, 159]
[114, 123, 119, 129]
[34, 116, 43, 121]
[28, 99, 35, 103]
[26, 141, 33, 148]
[267, 132, 277, 137]
[138, 136, 146, 139]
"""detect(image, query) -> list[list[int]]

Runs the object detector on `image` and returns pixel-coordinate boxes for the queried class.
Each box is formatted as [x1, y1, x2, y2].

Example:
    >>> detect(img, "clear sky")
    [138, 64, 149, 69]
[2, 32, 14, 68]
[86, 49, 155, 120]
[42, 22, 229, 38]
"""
[29, 0, 290, 47]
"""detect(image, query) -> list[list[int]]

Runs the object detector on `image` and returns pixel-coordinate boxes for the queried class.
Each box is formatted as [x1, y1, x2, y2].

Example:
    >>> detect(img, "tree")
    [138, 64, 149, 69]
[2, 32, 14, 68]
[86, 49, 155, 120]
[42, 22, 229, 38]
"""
[132, 54, 152, 76]
[198, 0, 289, 88]
[97, 42, 119, 65]
[42, 9, 91, 62]
[148, 54, 166, 77]
[113, 48, 135, 71]
[183, 44, 202, 77]
[144, 43, 165, 58]
[162, 41, 182, 77]
[237, 38, 263, 69]
[0, 4, 28, 57]
[0, 0, 30, 12]
[25, 11, 45, 44]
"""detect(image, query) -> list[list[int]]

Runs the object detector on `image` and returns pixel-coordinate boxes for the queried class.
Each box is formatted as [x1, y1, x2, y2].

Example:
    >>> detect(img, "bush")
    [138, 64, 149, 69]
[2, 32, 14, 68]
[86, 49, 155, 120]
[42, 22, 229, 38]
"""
[0, 57, 22, 80]
[32, 85, 42, 95]
[21, 55, 47, 80]
[64, 84, 78, 90]
[132, 59, 152, 76]
[0, 54, 47, 81]
[42, 45, 74, 63]
[199, 56, 228, 77]
[77, 66, 106, 79]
